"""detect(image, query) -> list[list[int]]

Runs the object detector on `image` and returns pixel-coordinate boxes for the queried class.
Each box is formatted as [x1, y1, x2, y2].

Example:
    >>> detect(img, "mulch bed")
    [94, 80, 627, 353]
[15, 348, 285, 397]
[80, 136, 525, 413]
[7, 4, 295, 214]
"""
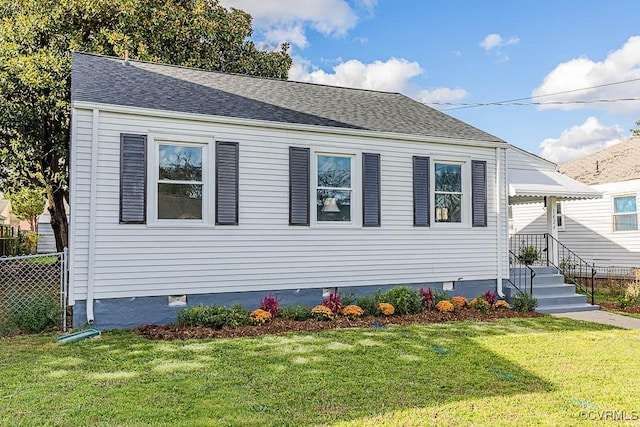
[134, 309, 542, 341]
[599, 301, 640, 315]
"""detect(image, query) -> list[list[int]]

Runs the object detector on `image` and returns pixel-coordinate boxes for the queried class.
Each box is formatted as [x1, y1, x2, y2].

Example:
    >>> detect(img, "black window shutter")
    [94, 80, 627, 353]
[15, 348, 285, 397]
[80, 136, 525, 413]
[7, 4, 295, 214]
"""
[216, 141, 239, 225]
[413, 156, 430, 227]
[289, 147, 310, 226]
[120, 133, 147, 224]
[472, 160, 487, 227]
[362, 153, 381, 227]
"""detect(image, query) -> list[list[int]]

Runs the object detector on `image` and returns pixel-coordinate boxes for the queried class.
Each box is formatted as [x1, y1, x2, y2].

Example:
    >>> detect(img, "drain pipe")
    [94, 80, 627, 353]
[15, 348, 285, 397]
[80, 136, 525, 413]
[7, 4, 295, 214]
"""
[496, 146, 505, 297]
[86, 108, 99, 324]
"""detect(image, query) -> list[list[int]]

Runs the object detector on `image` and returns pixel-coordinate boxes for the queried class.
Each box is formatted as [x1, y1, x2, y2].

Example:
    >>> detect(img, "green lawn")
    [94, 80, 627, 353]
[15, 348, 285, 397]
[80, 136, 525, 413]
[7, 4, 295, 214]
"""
[1, 317, 639, 426]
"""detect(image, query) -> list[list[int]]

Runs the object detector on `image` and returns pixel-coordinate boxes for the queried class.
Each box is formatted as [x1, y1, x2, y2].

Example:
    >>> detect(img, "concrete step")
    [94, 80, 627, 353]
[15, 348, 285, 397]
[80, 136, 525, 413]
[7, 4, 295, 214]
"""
[535, 294, 589, 306]
[530, 284, 579, 296]
[531, 266, 559, 275]
[537, 304, 600, 314]
[532, 273, 565, 285]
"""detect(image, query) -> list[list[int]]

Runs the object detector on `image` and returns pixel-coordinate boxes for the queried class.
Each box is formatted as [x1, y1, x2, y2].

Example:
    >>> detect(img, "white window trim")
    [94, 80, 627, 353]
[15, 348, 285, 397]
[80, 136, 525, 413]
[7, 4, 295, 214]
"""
[147, 133, 215, 228]
[611, 193, 638, 233]
[556, 201, 565, 232]
[431, 158, 471, 227]
[310, 147, 361, 228]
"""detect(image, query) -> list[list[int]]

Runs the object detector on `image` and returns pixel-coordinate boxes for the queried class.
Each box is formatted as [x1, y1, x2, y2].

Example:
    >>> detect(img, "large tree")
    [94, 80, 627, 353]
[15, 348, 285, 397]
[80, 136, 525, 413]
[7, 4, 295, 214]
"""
[0, 0, 292, 251]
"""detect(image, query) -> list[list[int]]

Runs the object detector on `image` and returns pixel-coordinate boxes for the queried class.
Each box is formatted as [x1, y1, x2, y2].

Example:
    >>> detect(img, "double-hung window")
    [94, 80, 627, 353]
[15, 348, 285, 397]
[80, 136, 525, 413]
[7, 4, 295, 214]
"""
[316, 154, 353, 222]
[434, 162, 463, 223]
[556, 202, 565, 231]
[613, 195, 638, 231]
[157, 143, 204, 220]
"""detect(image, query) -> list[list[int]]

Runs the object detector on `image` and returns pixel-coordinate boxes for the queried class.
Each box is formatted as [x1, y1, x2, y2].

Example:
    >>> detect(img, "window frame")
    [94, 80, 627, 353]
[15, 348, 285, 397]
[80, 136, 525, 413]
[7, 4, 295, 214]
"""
[431, 159, 471, 227]
[310, 148, 361, 227]
[556, 201, 565, 231]
[612, 194, 638, 233]
[147, 133, 214, 228]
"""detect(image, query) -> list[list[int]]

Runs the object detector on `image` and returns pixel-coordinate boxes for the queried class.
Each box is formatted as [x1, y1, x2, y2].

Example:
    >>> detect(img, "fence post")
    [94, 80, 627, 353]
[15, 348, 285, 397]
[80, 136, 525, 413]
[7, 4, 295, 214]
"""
[62, 248, 69, 332]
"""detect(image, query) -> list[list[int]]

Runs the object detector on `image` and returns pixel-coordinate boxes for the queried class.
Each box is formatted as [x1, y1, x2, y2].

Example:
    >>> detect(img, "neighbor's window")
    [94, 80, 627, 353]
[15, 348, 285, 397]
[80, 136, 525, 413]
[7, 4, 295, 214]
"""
[556, 202, 565, 231]
[434, 163, 462, 223]
[316, 154, 352, 222]
[157, 143, 203, 220]
[613, 195, 637, 231]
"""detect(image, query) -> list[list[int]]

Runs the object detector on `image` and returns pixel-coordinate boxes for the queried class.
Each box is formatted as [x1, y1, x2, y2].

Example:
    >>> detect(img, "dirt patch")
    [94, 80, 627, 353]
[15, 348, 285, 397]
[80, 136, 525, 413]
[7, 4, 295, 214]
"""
[599, 301, 640, 315]
[134, 309, 542, 341]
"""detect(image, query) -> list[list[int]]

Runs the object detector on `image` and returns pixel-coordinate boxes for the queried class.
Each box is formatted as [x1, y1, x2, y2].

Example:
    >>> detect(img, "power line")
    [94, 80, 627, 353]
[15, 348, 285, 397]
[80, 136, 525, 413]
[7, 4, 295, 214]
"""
[433, 97, 640, 108]
[434, 76, 640, 111]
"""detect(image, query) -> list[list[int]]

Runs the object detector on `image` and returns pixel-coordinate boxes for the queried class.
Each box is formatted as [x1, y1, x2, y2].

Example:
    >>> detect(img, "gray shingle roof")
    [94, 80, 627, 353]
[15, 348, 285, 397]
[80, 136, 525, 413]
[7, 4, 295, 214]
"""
[559, 138, 640, 185]
[71, 52, 504, 143]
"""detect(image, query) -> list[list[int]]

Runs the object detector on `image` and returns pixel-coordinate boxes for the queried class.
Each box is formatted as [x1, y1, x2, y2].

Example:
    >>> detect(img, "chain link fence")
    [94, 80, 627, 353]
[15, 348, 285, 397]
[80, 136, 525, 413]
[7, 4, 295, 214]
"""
[0, 249, 67, 336]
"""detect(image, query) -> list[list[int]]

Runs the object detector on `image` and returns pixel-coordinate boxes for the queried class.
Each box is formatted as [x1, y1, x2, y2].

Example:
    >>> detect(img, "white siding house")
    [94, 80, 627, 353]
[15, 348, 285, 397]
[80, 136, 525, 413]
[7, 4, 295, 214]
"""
[69, 53, 596, 329]
[511, 139, 640, 268]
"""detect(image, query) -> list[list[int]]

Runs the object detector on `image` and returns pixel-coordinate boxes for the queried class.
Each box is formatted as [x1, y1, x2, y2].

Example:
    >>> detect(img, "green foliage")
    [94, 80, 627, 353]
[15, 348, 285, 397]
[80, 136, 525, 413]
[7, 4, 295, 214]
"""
[0, 0, 292, 249]
[4, 188, 45, 231]
[380, 286, 423, 315]
[518, 245, 540, 265]
[633, 120, 640, 138]
[176, 304, 250, 329]
[280, 304, 312, 321]
[338, 290, 357, 306]
[356, 290, 384, 316]
[512, 291, 539, 312]
[470, 296, 489, 314]
[9, 294, 60, 333]
[617, 284, 640, 308]
[433, 289, 450, 305]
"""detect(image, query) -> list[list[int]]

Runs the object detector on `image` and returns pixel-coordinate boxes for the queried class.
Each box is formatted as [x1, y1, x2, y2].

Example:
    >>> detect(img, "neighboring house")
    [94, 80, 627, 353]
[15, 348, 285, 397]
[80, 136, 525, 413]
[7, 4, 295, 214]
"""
[0, 199, 19, 229]
[36, 201, 70, 253]
[511, 138, 640, 269]
[69, 52, 598, 329]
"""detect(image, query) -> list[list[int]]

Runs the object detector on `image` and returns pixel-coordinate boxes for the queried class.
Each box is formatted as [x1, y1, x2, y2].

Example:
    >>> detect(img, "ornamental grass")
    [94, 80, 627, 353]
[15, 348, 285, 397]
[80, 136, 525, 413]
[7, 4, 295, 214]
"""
[435, 300, 455, 313]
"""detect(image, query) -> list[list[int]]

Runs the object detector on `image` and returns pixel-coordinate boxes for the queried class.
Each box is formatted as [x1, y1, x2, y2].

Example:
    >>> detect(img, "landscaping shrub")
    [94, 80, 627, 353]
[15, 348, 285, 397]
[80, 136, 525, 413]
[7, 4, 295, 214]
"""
[280, 304, 312, 321]
[341, 305, 364, 319]
[451, 296, 468, 310]
[311, 305, 333, 320]
[483, 290, 498, 305]
[512, 291, 539, 312]
[259, 295, 281, 317]
[9, 294, 60, 334]
[382, 286, 422, 315]
[617, 284, 640, 308]
[177, 304, 250, 329]
[377, 302, 395, 316]
[322, 292, 342, 315]
[356, 291, 383, 316]
[469, 297, 489, 314]
[420, 287, 435, 309]
[338, 291, 357, 306]
[249, 309, 272, 325]
[433, 290, 450, 306]
[435, 300, 454, 313]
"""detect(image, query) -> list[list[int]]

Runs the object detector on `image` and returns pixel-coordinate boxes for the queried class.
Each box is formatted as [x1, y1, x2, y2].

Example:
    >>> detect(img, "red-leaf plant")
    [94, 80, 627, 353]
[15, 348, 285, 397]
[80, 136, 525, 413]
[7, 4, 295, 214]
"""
[420, 287, 435, 310]
[322, 292, 342, 315]
[483, 290, 498, 306]
[259, 294, 281, 317]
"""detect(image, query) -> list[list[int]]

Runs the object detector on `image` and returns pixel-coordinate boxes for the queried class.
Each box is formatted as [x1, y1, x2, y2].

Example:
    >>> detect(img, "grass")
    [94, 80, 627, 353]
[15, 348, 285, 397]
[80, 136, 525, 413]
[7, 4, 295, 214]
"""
[1, 317, 639, 426]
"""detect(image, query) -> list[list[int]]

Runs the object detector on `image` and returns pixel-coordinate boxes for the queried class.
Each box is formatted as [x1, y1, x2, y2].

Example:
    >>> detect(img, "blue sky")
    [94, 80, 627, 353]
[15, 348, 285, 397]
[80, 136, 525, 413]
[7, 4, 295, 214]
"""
[220, 0, 640, 164]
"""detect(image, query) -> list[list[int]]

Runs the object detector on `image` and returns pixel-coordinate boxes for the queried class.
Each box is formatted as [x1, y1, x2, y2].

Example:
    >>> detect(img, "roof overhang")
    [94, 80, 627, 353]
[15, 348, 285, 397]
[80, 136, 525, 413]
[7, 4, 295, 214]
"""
[508, 168, 602, 205]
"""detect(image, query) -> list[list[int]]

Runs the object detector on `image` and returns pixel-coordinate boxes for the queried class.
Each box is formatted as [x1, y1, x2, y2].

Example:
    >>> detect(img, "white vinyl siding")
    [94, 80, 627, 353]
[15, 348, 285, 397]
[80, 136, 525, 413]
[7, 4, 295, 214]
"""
[70, 107, 507, 301]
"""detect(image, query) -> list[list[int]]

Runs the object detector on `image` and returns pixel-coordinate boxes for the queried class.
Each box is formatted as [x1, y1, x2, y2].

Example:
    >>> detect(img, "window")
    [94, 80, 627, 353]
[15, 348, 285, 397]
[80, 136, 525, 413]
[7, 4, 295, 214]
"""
[434, 163, 463, 223]
[157, 143, 204, 220]
[556, 202, 564, 231]
[316, 154, 353, 222]
[613, 195, 638, 231]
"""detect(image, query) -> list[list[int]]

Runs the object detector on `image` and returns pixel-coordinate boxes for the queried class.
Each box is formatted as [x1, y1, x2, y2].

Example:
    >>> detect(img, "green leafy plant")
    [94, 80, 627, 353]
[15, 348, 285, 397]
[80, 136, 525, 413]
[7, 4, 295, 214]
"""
[617, 284, 640, 308]
[433, 290, 450, 306]
[280, 304, 312, 321]
[469, 296, 489, 314]
[512, 291, 539, 312]
[338, 290, 357, 306]
[9, 294, 60, 333]
[356, 290, 384, 316]
[177, 304, 250, 329]
[381, 286, 423, 315]
[518, 245, 540, 265]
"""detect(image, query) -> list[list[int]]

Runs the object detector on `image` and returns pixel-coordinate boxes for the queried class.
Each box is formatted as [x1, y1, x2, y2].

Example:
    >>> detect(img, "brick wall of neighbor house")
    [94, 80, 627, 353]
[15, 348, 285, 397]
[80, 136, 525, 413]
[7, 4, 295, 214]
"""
[70, 108, 508, 327]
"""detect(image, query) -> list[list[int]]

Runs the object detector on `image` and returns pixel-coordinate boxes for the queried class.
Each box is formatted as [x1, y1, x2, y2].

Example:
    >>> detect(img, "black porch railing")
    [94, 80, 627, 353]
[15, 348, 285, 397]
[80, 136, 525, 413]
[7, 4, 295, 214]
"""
[508, 249, 536, 295]
[509, 233, 596, 305]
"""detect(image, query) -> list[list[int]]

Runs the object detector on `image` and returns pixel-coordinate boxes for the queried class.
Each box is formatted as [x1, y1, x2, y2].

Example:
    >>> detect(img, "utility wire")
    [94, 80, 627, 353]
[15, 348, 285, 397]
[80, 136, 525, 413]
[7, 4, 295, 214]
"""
[434, 97, 640, 108]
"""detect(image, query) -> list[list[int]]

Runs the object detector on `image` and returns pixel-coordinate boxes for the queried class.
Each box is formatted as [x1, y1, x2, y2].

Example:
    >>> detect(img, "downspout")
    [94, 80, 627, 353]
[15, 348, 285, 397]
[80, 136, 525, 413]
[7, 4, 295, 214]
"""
[86, 109, 99, 324]
[496, 147, 505, 297]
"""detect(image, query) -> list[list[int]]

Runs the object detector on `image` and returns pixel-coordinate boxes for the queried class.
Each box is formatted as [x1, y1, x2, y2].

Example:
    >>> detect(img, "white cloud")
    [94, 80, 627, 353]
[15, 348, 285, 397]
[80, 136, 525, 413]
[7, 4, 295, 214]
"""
[219, 0, 360, 48]
[539, 117, 625, 163]
[417, 87, 468, 105]
[532, 35, 640, 115]
[479, 33, 520, 61]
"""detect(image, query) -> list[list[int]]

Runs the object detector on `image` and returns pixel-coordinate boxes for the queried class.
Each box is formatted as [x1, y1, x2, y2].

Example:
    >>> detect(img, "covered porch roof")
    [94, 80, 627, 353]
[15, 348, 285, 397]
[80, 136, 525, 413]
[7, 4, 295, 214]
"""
[508, 168, 602, 205]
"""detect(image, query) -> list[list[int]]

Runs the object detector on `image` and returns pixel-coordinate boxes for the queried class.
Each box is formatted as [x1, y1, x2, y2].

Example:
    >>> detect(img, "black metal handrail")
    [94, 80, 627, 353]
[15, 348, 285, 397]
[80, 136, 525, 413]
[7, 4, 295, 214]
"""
[508, 249, 536, 295]
[545, 234, 596, 305]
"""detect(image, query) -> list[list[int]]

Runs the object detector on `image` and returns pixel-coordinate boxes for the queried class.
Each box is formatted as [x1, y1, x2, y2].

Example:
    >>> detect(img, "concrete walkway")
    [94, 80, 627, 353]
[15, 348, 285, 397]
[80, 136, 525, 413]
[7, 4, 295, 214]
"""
[552, 310, 640, 330]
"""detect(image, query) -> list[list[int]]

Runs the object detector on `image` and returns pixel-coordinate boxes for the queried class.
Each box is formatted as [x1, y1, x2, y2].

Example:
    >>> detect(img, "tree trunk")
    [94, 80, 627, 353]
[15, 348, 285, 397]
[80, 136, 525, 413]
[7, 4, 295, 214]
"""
[47, 186, 68, 252]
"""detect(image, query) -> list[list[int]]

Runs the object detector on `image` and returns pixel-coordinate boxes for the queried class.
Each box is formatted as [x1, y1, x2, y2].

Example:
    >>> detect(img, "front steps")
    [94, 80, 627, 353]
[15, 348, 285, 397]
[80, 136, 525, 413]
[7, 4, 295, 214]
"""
[506, 266, 600, 314]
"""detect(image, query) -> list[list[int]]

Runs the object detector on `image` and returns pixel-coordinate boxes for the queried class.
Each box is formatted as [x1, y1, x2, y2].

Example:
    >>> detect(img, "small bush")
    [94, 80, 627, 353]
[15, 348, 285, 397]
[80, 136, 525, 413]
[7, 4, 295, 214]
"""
[494, 300, 510, 309]
[420, 287, 434, 309]
[341, 305, 364, 319]
[435, 300, 454, 313]
[9, 294, 60, 334]
[280, 304, 312, 321]
[382, 286, 422, 315]
[356, 295, 378, 316]
[250, 309, 272, 325]
[311, 305, 333, 320]
[518, 245, 540, 265]
[483, 290, 498, 306]
[433, 290, 450, 306]
[618, 284, 640, 308]
[259, 294, 281, 317]
[512, 291, 538, 312]
[377, 302, 395, 316]
[469, 297, 489, 314]
[451, 296, 468, 310]
[322, 292, 342, 315]
[338, 291, 357, 306]
[177, 304, 250, 329]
